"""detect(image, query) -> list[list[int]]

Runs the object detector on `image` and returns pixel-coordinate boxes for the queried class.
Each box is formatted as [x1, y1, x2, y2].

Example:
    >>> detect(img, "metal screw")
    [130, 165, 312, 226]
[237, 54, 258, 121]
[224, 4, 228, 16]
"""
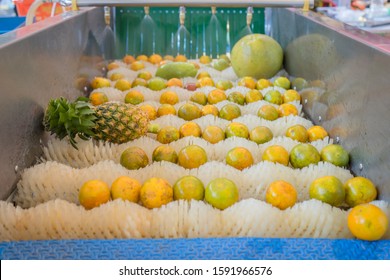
[84, 86, 88, 92]
[318, 116, 322, 122]
[14, 165, 19, 173]
[359, 163, 363, 171]
[335, 136, 340, 143]
[304, 99, 308, 104]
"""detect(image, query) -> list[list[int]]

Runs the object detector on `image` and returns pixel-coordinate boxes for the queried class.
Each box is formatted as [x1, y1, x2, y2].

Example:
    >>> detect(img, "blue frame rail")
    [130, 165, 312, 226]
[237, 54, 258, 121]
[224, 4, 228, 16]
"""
[1, 238, 389, 259]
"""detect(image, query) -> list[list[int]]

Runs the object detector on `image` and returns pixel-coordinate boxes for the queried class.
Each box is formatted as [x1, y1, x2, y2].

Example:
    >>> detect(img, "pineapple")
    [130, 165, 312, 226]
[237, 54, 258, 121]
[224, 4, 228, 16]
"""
[43, 97, 149, 148]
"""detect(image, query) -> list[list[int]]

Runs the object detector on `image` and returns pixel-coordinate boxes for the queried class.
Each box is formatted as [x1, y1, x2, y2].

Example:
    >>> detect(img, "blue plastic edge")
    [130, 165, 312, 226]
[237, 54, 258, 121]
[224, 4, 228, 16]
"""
[0, 17, 25, 34]
[1, 238, 389, 260]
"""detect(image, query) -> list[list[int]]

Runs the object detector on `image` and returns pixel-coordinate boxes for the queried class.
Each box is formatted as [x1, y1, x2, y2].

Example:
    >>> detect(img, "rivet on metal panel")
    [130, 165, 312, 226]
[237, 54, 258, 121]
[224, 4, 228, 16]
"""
[14, 165, 19, 173]
[83, 86, 88, 92]
[336, 136, 340, 143]
[359, 163, 364, 171]
[318, 116, 322, 122]
[304, 99, 308, 104]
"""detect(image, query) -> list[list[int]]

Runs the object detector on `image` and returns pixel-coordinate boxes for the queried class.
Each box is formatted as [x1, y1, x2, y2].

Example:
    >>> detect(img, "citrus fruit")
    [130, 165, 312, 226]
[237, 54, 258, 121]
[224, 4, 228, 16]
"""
[157, 104, 176, 117]
[107, 62, 120, 71]
[256, 78, 273, 90]
[190, 91, 208, 105]
[155, 62, 197, 79]
[201, 104, 219, 116]
[196, 71, 211, 79]
[177, 103, 202, 121]
[163, 55, 174, 61]
[225, 122, 249, 139]
[160, 90, 179, 105]
[79, 179, 111, 210]
[91, 77, 111, 89]
[179, 122, 202, 138]
[139, 104, 157, 120]
[245, 89, 263, 103]
[199, 55, 212, 64]
[120, 146, 149, 170]
[152, 145, 178, 163]
[264, 90, 283, 105]
[215, 79, 234, 91]
[283, 89, 301, 103]
[140, 177, 173, 209]
[137, 70, 153, 80]
[178, 145, 208, 169]
[231, 33, 283, 79]
[226, 147, 254, 170]
[219, 104, 242, 121]
[202, 126, 225, 144]
[227, 91, 246, 105]
[237, 76, 257, 89]
[266, 180, 297, 210]
[219, 54, 230, 63]
[114, 79, 132, 91]
[249, 126, 273, 144]
[286, 124, 309, 143]
[273, 76, 291, 90]
[262, 145, 289, 166]
[109, 72, 125, 81]
[148, 54, 163, 64]
[348, 203, 388, 241]
[136, 54, 148, 61]
[307, 125, 328, 142]
[130, 61, 145, 71]
[344, 177, 377, 207]
[196, 76, 215, 88]
[174, 54, 187, 62]
[111, 176, 142, 203]
[291, 77, 308, 91]
[309, 176, 345, 206]
[257, 104, 279, 121]
[147, 77, 167, 91]
[89, 92, 108, 106]
[207, 89, 227, 104]
[166, 77, 183, 88]
[320, 144, 349, 167]
[173, 175, 205, 201]
[278, 103, 298, 117]
[123, 54, 135, 64]
[124, 90, 144, 105]
[213, 58, 230, 71]
[131, 77, 147, 87]
[289, 143, 321, 168]
[156, 126, 180, 144]
[205, 178, 239, 210]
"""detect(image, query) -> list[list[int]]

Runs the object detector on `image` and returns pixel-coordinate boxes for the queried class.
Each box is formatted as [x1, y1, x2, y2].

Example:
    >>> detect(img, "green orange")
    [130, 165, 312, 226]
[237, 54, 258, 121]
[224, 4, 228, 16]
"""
[344, 177, 377, 207]
[262, 145, 289, 166]
[309, 176, 345, 206]
[205, 178, 239, 210]
[177, 145, 208, 169]
[173, 175, 205, 201]
[226, 147, 254, 170]
[289, 143, 320, 168]
[266, 180, 297, 210]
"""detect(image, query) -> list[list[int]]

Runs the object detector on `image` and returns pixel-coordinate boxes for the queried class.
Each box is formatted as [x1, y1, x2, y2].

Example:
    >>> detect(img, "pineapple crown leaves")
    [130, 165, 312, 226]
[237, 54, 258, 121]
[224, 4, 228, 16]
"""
[43, 97, 97, 149]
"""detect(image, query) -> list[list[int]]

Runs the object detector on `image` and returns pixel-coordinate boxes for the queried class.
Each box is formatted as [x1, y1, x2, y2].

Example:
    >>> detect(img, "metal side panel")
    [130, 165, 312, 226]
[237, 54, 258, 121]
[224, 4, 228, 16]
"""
[271, 8, 390, 202]
[0, 7, 107, 200]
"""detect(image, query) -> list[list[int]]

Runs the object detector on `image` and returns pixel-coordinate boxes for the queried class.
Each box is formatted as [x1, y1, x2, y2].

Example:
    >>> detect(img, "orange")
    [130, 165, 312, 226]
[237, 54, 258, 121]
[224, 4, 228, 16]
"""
[120, 146, 149, 170]
[199, 55, 212, 64]
[201, 104, 219, 116]
[137, 70, 153, 81]
[196, 71, 211, 79]
[79, 180, 111, 210]
[177, 145, 208, 169]
[148, 54, 163, 64]
[179, 122, 202, 138]
[152, 145, 178, 163]
[266, 180, 297, 210]
[157, 104, 176, 117]
[177, 103, 202, 121]
[173, 175, 205, 201]
[139, 104, 157, 120]
[264, 90, 283, 105]
[289, 143, 320, 168]
[196, 77, 215, 88]
[140, 177, 173, 209]
[130, 61, 145, 71]
[89, 92, 108, 106]
[307, 126, 328, 142]
[124, 90, 144, 105]
[114, 79, 132, 91]
[166, 78, 183, 88]
[202, 126, 225, 144]
[309, 176, 345, 206]
[191, 91, 208, 105]
[227, 91, 245, 105]
[249, 126, 273, 144]
[278, 103, 298, 117]
[109, 72, 125, 81]
[156, 126, 180, 144]
[285, 125, 308, 143]
[216, 80, 234, 91]
[237, 76, 257, 89]
[123, 54, 135, 64]
[131, 78, 147, 88]
[320, 144, 349, 167]
[136, 54, 148, 61]
[348, 204, 388, 241]
[111, 176, 142, 203]
[207, 89, 227, 104]
[273, 76, 291, 90]
[344, 177, 377, 207]
[257, 104, 279, 121]
[163, 55, 175, 61]
[91, 77, 111, 89]
[174, 54, 187, 62]
[245, 89, 263, 103]
[256, 78, 273, 90]
[262, 145, 289, 166]
[218, 104, 241, 121]
[160, 90, 179, 105]
[107, 62, 120, 71]
[205, 178, 239, 210]
[225, 122, 249, 139]
[283, 89, 301, 103]
[226, 147, 254, 170]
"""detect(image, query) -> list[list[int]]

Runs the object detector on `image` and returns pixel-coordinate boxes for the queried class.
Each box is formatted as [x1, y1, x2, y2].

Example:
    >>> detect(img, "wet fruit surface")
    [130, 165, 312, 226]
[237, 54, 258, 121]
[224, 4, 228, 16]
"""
[173, 175, 205, 201]
[205, 178, 239, 210]
[273, 76, 291, 90]
[160, 90, 179, 105]
[266, 180, 297, 210]
[278, 103, 298, 117]
[257, 105, 279, 121]
[309, 176, 345, 206]
[156, 126, 180, 144]
[286, 124, 308, 143]
[120, 146, 149, 170]
[226, 147, 254, 170]
[190, 91, 208, 105]
[140, 177, 173, 209]
[125, 90, 144, 105]
[111, 176, 142, 203]
[152, 145, 178, 163]
[225, 122, 249, 139]
[89, 92, 108, 106]
[264, 90, 283, 105]
[207, 89, 227, 104]
[227, 91, 245, 105]
[283, 89, 301, 103]
[249, 126, 273, 144]
[289, 143, 320, 168]
[202, 126, 225, 144]
[344, 177, 377, 207]
[245, 89, 263, 103]
[262, 145, 289, 166]
[219, 104, 242, 121]
[178, 145, 208, 169]
[348, 204, 388, 241]
[178, 103, 202, 121]
[179, 122, 202, 138]
[201, 104, 219, 116]
[79, 180, 111, 210]
[157, 104, 176, 117]
[307, 125, 328, 142]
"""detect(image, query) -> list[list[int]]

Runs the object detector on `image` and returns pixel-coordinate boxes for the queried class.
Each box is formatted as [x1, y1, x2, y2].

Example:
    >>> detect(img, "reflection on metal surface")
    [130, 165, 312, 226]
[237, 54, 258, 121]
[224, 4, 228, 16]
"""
[273, 8, 390, 201]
